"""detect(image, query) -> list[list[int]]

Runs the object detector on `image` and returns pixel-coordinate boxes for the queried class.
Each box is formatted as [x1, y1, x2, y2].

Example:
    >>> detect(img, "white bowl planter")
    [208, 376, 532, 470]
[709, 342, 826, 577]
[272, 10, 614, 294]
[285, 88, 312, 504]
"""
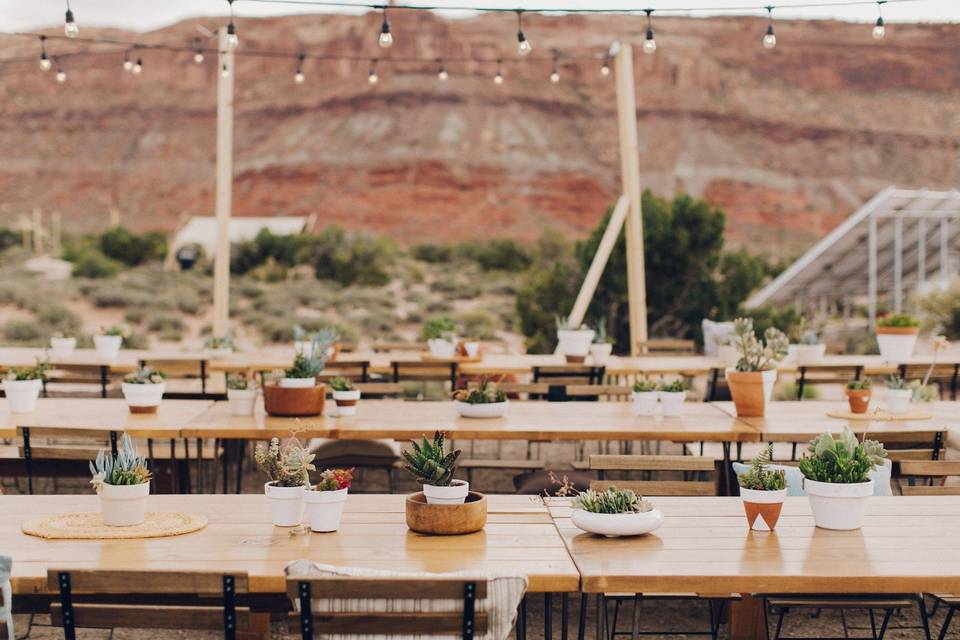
[740, 487, 787, 531]
[304, 487, 348, 532]
[454, 400, 509, 419]
[227, 388, 257, 416]
[804, 478, 873, 530]
[571, 508, 664, 537]
[789, 343, 826, 366]
[121, 382, 165, 413]
[428, 338, 458, 359]
[423, 479, 469, 505]
[49, 336, 76, 356]
[280, 377, 316, 389]
[99, 481, 150, 527]
[93, 335, 123, 360]
[590, 343, 613, 364]
[264, 482, 305, 526]
[332, 389, 361, 417]
[876, 327, 918, 362]
[557, 329, 595, 359]
[3, 379, 42, 413]
[462, 341, 480, 358]
[632, 391, 659, 416]
[884, 388, 912, 414]
[659, 391, 685, 417]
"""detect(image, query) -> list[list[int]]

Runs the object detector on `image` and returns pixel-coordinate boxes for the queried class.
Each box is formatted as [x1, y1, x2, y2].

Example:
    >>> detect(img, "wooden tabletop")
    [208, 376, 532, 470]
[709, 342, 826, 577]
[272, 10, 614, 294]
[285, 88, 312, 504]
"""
[181, 399, 334, 439]
[4, 494, 580, 595]
[549, 495, 960, 595]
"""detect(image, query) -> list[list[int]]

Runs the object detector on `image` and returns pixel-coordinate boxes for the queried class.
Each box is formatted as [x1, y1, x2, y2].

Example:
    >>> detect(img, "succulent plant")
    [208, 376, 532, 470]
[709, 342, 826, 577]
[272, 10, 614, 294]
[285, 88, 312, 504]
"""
[314, 468, 353, 492]
[885, 375, 908, 390]
[254, 434, 315, 487]
[204, 334, 235, 351]
[738, 444, 786, 491]
[452, 378, 506, 404]
[329, 376, 355, 392]
[573, 487, 652, 514]
[846, 379, 871, 390]
[226, 372, 254, 390]
[798, 427, 886, 484]
[101, 324, 130, 338]
[877, 313, 919, 328]
[657, 379, 686, 393]
[402, 431, 461, 487]
[421, 315, 458, 341]
[123, 366, 165, 384]
[730, 317, 789, 372]
[632, 380, 658, 392]
[5, 358, 49, 382]
[593, 319, 614, 345]
[89, 434, 152, 492]
[555, 316, 588, 332]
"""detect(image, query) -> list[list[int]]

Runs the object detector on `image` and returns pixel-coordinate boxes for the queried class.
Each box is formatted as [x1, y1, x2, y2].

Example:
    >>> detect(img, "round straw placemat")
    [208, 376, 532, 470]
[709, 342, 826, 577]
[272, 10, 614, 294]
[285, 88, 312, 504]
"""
[22, 512, 207, 540]
[826, 409, 932, 421]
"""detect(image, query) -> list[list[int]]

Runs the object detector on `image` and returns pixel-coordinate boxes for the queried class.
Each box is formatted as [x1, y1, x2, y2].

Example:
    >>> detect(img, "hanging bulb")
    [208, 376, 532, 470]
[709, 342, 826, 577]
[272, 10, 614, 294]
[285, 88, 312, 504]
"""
[494, 61, 504, 85]
[368, 60, 379, 85]
[872, 18, 885, 39]
[437, 60, 448, 81]
[600, 60, 610, 77]
[132, 58, 143, 75]
[516, 11, 531, 56]
[762, 6, 777, 49]
[194, 50, 205, 64]
[221, 63, 230, 78]
[39, 38, 52, 71]
[550, 56, 560, 83]
[643, 10, 656, 54]
[294, 54, 305, 84]
[226, 22, 239, 49]
[64, 8, 79, 38]
[378, 8, 393, 48]
[56, 67, 67, 83]
[123, 51, 133, 72]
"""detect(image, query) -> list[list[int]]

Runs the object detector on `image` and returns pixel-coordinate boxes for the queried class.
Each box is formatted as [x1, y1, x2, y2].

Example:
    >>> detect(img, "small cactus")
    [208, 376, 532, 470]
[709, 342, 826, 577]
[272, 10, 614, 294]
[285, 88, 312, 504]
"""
[402, 431, 461, 487]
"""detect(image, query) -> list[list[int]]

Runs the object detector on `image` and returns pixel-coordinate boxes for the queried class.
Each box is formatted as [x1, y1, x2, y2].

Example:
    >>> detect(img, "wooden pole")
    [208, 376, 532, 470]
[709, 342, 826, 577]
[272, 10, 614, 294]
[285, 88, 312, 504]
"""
[614, 44, 648, 355]
[31, 208, 42, 253]
[213, 28, 235, 338]
[569, 195, 629, 327]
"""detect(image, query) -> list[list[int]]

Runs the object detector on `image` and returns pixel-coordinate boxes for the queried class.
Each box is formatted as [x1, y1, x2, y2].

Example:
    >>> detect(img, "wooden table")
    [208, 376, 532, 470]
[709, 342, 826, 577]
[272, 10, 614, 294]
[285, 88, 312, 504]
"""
[4, 494, 579, 595]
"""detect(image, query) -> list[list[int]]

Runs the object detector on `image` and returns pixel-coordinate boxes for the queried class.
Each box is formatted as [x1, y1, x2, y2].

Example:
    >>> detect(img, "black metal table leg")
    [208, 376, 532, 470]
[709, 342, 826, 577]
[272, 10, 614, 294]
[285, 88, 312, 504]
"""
[722, 442, 732, 496]
[561, 592, 569, 640]
[235, 440, 245, 493]
[545, 593, 553, 640]
[222, 439, 230, 494]
[578, 593, 588, 640]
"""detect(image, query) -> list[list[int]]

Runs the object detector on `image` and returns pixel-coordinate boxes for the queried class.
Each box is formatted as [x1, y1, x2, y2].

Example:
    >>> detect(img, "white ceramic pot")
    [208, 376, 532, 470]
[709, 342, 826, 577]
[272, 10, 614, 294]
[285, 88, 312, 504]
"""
[304, 487, 348, 532]
[632, 391, 659, 416]
[99, 481, 150, 527]
[659, 391, 686, 417]
[93, 335, 123, 360]
[50, 336, 76, 356]
[428, 338, 458, 359]
[280, 377, 316, 389]
[332, 389, 361, 417]
[884, 388, 912, 414]
[740, 487, 787, 531]
[570, 508, 664, 537]
[556, 329, 595, 358]
[121, 382, 165, 411]
[789, 343, 826, 366]
[423, 479, 469, 505]
[590, 343, 613, 364]
[454, 400, 509, 419]
[462, 341, 480, 358]
[264, 481, 305, 526]
[876, 329, 918, 362]
[227, 388, 257, 416]
[804, 478, 873, 530]
[3, 378, 42, 413]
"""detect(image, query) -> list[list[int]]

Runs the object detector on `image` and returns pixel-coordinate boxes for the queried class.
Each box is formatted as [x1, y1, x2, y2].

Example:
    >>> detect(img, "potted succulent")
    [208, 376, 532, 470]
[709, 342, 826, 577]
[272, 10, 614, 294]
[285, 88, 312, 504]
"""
[254, 434, 315, 526]
[303, 468, 354, 533]
[556, 316, 595, 363]
[3, 359, 49, 413]
[570, 486, 663, 537]
[49, 332, 77, 356]
[422, 316, 459, 359]
[658, 379, 686, 417]
[590, 321, 614, 364]
[737, 444, 787, 531]
[788, 319, 826, 365]
[910, 335, 949, 404]
[226, 372, 257, 416]
[94, 324, 128, 360]
[329, 377, 361, 417]
[89, 433, 152, 527]
[121, 366, 166, 414]
[294, 326, 339, 361]
[798, 427, 886, 530]
[875, 313, 919, 362]
[883, 375, 912, 414]
[402, 431, 467, 504]
[458, 339, 481, 359]
[725, 317, 789, 417]
[264, 335, 332, 415]
[631, 380, 659, 415]
[203, 334, 235, 358]
[846, 379, 872, 414]
[452, 378, 508, 418]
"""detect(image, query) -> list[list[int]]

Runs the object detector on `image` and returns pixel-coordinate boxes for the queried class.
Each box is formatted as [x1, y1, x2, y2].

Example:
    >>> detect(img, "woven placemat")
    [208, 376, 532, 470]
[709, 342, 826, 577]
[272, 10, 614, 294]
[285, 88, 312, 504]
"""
[826, 409, 932, 421]
[22, 512, 207, 540]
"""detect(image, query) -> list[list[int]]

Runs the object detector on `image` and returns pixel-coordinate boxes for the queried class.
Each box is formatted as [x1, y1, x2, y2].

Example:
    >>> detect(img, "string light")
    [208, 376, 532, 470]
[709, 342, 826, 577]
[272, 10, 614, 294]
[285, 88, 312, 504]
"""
[643, 9, 657, 54]
[600, 57, 610, 76]
[221, 62, 230, 78]
[39, 36, 52, 71]
[194, 39, 205, 63]
[494, 59, 504, 85]
[123, 49, 133, 71]
[550, 54, 560, 83]
[378, 7, 393, 48]
[294, 53, 305, 83]
[132, 56, 143, 75]
[64, 2, 79, 38]
[436, 58, 448, 81]
[515, 10, 532, 56]
[226, 0, 239, 48]
[763, 6, 777, 48]
[368, 58, 379, 84]
[56, 62, 66, 83]
[872, 0, 886, 39]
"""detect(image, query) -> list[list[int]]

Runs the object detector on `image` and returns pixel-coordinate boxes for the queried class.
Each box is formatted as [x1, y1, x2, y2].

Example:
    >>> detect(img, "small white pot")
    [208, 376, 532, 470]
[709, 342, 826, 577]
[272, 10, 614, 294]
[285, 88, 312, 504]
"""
[264, 481, 305, 526]
[876, 330, 918, 362]
[571, 508, 664, 537]
[50, 336, 76, 356]
[884, 388, 912, 414]
[556, 329, 595, 358]
[740, 487, 787, 531]
[280, 377, 316, 389]
[121, 382, 165, 411]
[227, 388, 257, 416]
[332, 389, 361, 417]
[423, 479, 469, 505]
[632, 391, 659, 416]
[590, 343, 613, 364]
[789, 343, 826, 366]
[462, 341, 480, 358]
[3, 378, 42, 413]
[93, 335, 123, 360]
[304, 487, 348, 532]
[659, 391, 686, 417]
[428, 338, 458, 359]
[804, 478, 873, 530]
[454, 400, 509, 419]
[99, 481, 150, 527]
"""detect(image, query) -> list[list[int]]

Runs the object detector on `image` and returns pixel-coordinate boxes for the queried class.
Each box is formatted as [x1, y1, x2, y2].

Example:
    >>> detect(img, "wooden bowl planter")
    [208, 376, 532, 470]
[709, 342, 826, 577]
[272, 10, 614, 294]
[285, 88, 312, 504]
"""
[847, 389, 871, 414]
[263, 383, 326, 417]
[405, 491, 487, 535]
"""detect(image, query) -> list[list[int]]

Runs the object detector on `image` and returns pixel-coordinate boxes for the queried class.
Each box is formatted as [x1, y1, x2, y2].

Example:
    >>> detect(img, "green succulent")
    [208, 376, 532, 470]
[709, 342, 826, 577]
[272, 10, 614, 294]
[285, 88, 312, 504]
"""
[798, 427, 886, 484]
[573, 487, 652, 514]
[452, 378, 506, 404]
[402, 431, 461, 486]
[658, 379, 686, 393]
[885, 375, 908, 390]
[632, 380, 657, 392]
[738, 444, 786, 491]
[329, 376, 355, 392]
[421, 315, 458, 341]
[730, 317, 789, 372]
[5, 358, 49, 382]
[846, 379, 871, 390]
[123, 366, 165, 384]
[89, 433, 151, 491]
[254, 435, 315, 487]
[877, 313, 919, 328]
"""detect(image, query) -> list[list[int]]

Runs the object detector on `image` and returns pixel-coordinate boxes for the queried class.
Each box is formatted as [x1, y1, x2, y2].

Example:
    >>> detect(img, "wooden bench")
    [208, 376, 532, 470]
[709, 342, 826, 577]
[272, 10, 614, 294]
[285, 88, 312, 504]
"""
[391, 360, 458, 388]
[589, 454, 718, 496]
[899, 460, 960, 496]
[637, 338, 697, 355]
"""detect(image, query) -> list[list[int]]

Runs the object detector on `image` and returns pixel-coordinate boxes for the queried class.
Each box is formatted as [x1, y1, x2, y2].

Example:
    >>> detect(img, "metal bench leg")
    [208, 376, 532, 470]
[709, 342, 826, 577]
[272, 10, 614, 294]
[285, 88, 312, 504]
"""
[938, 605, 956, 640]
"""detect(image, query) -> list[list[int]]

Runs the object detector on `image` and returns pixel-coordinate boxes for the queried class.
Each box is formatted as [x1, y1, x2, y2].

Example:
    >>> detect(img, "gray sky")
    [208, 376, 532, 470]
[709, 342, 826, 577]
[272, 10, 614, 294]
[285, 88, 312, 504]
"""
[3, 0, 958, 32]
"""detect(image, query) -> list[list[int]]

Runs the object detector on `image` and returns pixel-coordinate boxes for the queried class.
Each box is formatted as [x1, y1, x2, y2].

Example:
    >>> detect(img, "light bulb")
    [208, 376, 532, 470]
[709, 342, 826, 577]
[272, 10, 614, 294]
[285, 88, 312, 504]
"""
[600, 62, 610, 77]
[221, 64, 230, 78]
[378, 31, 393, 48]
[123, 58, 133, 72]
[40, 55, 52, 72]
[368, 71, 379, 84]
[494, 72, 504, 85]
[56, 69, 66, 83]
[226, 22, 239, 49]
[644, 30, 657, 54]
[873, 18, 885, 39]
[517, 35, 532, 57]
[550, 71, 560, 83]
[132, 59, 142, 75]
[64, 9, 79, 38]
[294, 71, 305, 84]
[438, 69, 448, 81]
[194, 51, 205, 64]
[763, 31, 777, 49]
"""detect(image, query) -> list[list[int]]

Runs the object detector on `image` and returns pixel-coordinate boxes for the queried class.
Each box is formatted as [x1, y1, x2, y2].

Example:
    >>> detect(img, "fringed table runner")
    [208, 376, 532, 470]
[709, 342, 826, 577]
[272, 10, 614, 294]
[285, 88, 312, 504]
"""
[22, 512, 207, 539]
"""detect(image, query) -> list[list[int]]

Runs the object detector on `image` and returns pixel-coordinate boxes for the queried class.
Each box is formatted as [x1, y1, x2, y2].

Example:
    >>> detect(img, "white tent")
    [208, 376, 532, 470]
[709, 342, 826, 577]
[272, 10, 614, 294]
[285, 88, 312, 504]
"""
[169, 215, 310, 259]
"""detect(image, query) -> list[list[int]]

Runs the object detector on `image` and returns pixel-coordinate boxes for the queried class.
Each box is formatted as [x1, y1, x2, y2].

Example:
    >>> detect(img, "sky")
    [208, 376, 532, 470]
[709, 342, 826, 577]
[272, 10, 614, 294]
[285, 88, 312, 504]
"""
[2, 0, 958, 33]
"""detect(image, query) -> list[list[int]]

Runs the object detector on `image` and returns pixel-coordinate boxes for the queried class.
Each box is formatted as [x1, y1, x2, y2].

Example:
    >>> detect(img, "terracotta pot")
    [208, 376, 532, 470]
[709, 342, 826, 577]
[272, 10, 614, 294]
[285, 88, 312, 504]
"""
[263, 383, 326, 417]
[405, 490, 486, 535]
[726, 369, 777, 417]
[740, 488, 787, 531]
[846, 389, 871, 414]
[565, 354, 587, 364]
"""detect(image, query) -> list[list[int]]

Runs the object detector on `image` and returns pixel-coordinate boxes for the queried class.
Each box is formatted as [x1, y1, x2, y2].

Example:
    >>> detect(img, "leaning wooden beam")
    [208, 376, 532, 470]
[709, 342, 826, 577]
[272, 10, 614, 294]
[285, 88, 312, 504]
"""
[568, 194, 629, 327]
[212, 28, 235, 338]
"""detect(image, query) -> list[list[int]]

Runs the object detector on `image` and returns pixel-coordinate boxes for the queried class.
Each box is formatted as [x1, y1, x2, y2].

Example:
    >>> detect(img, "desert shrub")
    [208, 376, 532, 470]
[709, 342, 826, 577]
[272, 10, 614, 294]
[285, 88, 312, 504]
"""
[456, 310, 500, 340]
[249, 257, 288, 283]
[307, 227, 396, 287]
[124, 308, 145, 325]
[157, 327, 185, 342]
[124, 331, 150, 350]
[35, 303, 81, 334]
[147, 315, 185, 333]
[231, 228, 306, 274]
[426, 300, 452, 314]
[2, 319, 44, 343]
[99, 227, 166, 266]
[0, 227, 19, 252]
[458, 239, 532, 272]
[412, 244, 453, 263]
[173, 288, 202, 315]
[91, 285, 145, 308]
[72, 249, 121, 279]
